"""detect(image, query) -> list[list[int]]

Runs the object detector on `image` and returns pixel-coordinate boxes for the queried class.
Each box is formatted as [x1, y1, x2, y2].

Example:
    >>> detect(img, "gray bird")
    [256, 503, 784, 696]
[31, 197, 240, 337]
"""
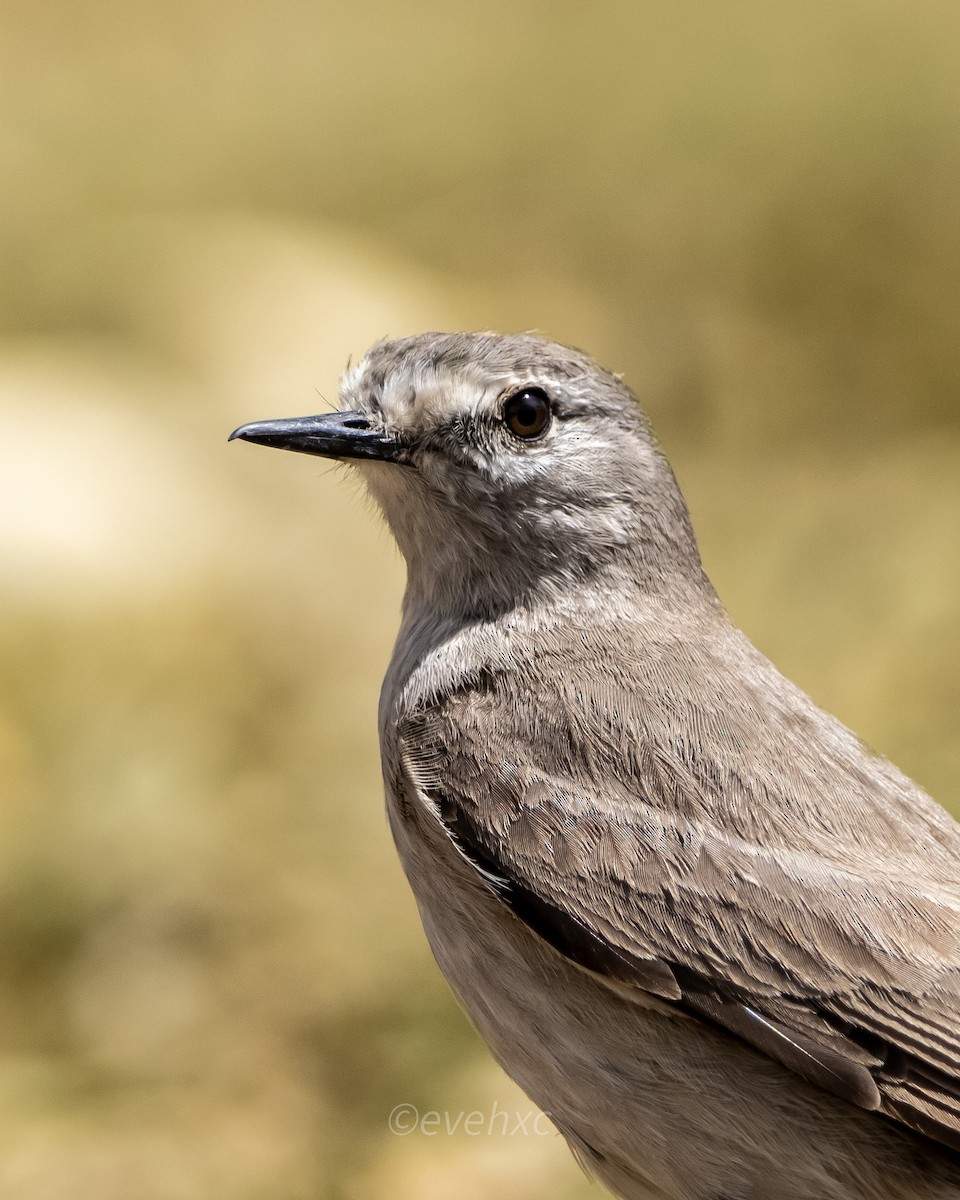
[230, 332, 960, 1200]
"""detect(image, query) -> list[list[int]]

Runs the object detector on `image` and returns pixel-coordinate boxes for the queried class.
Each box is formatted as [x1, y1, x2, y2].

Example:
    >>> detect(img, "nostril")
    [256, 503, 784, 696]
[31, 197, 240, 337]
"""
[341, 415, 371, 430]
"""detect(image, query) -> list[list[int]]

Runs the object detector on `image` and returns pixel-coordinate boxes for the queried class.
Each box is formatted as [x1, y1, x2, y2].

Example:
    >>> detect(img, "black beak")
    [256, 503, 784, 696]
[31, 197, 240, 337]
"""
[228, 411, 409, 465]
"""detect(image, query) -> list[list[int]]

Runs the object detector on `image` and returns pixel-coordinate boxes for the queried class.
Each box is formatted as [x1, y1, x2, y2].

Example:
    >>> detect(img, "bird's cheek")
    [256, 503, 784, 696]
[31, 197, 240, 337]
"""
[414, 453, 474, 507]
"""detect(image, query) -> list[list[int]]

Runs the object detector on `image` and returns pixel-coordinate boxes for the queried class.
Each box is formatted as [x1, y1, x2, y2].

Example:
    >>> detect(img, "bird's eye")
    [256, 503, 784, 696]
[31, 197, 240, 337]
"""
[503, 388, 551, 440]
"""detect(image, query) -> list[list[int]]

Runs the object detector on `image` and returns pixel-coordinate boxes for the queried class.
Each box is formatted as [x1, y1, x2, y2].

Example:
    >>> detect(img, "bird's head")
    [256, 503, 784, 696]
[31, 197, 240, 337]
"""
[231, 332, 710, 618]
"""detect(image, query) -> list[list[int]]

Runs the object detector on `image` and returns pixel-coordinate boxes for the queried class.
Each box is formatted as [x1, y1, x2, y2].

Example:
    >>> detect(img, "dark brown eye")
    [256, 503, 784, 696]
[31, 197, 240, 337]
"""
[503, 388, 551, 439]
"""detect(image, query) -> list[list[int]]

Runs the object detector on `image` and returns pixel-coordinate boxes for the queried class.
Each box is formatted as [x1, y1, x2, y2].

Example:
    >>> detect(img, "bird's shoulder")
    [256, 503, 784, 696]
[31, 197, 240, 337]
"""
[388, 597, 960, 881]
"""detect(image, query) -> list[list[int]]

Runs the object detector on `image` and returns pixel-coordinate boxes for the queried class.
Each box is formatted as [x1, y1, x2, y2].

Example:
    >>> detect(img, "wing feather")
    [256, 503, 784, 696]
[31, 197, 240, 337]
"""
[398, 702, 960, 1154]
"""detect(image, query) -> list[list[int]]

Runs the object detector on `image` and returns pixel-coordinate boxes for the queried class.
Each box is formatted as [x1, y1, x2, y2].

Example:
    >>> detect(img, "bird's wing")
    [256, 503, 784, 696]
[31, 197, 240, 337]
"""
[397, 703, 960, 1153]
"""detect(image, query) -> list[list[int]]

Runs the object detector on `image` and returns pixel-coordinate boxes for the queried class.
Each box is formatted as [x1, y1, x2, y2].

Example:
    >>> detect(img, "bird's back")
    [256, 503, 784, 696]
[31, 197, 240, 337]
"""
[381, 591, 960, 1198]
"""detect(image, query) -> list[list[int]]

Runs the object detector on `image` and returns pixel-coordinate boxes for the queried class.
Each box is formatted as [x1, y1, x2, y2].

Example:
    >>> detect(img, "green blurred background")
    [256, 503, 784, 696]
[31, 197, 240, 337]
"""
[2, 2, 959, 1197]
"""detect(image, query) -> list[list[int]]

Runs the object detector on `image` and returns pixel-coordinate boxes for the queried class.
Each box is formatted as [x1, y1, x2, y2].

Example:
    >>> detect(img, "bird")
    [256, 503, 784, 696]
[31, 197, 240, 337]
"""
[230, 332, 960, 1200]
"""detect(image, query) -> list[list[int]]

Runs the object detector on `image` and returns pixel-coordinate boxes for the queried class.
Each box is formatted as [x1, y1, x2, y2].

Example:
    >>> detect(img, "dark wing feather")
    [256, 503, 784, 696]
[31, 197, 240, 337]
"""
[399, 706, 960, 1153]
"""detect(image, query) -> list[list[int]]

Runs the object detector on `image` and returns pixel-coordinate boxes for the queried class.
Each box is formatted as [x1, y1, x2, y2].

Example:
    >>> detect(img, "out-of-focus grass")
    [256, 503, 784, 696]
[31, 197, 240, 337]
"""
[1, 2, 959, 1197]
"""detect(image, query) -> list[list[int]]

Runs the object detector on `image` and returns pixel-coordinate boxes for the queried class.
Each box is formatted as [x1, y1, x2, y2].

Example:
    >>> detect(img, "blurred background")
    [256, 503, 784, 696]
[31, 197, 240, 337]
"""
[2, 1, 959, 1197]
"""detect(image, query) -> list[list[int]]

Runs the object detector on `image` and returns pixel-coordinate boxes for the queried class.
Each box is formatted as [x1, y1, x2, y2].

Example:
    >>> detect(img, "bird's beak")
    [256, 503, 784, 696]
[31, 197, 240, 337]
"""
[228, 411, 409, 465]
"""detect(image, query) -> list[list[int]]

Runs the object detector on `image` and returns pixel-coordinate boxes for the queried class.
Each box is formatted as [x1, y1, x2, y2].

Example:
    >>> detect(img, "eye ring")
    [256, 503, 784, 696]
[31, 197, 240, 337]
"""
[502, 388, 551, 440]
